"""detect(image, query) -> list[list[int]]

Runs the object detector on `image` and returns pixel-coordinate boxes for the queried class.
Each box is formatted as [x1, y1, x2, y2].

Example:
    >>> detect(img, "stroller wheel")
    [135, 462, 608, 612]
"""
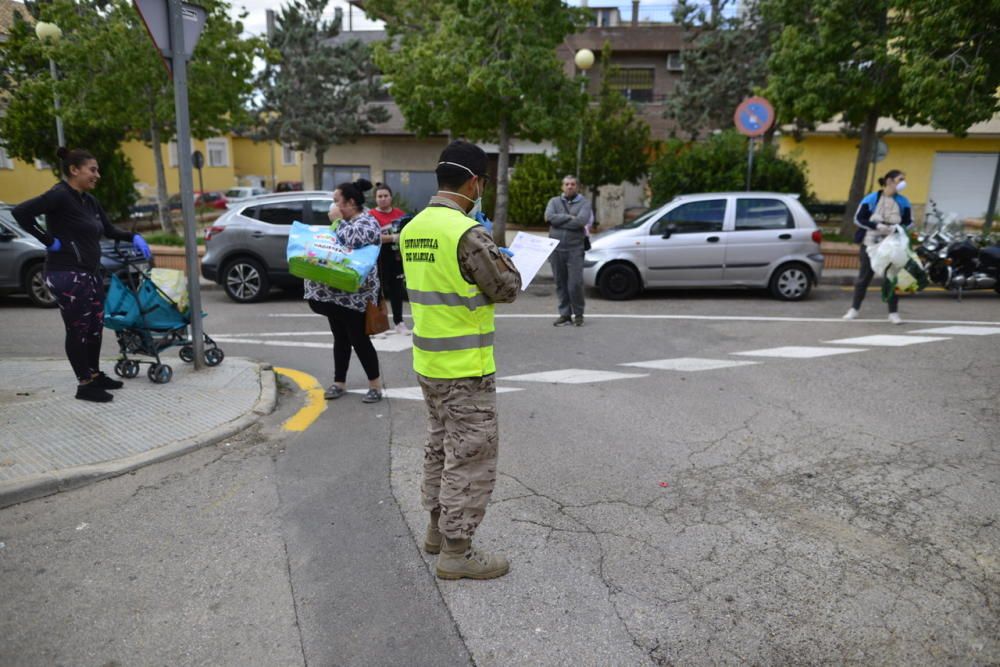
[204, 348, 225, 366]
[124, 360, 141, 379]
[114, 360, 126, 377]
[148, 363, 173, 384]
[179, 345, 195, 363]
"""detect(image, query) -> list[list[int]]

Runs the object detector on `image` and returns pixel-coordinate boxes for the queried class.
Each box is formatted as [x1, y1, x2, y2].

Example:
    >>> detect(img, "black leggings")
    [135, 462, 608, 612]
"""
[852, 246, 899, 313]
[45, 270, 105, 382]
[379, 255, 405, 325]
[308, 300, 381, 382]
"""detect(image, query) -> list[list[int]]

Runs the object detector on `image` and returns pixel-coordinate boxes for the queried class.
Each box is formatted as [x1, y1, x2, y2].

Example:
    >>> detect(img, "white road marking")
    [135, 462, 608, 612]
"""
[212, 335, 413, 352]
[213, 337, 332, 349]
[267, 312, 1000, 326]
[502, 369, 648, 384]
[621, 357, 760, 372]
[909, 326, 1000, 336]
[733, 346, 866, 359]
[824, 335, 950, 347]
[347, 386, 523, 401]
[370, 336, 414, 352]
[221, 331, 332, 337]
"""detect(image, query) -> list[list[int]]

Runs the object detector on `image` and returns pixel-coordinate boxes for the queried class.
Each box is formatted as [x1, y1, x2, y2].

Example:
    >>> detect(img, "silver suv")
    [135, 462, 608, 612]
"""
[583, 192, 824, 301]
[0, 205, 52, 306]
[201, 191, 335, 303]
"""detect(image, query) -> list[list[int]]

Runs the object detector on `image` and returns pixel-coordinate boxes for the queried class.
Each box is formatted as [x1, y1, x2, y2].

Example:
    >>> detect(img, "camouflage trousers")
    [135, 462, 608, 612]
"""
[417, 373, 499, 540]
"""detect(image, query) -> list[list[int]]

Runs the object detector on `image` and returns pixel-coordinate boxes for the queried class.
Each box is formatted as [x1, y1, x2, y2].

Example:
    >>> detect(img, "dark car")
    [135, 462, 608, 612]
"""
[275, 181, 303, 193]
[0, 205, 153, 307]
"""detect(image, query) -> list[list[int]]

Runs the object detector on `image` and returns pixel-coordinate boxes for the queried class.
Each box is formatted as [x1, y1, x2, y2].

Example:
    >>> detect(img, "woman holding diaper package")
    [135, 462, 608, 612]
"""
[304, 178, 384, 403]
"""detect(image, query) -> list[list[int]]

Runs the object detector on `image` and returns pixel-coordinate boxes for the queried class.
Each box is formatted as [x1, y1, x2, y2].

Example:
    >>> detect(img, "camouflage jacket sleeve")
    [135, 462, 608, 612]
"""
[458, 226, 521, 304]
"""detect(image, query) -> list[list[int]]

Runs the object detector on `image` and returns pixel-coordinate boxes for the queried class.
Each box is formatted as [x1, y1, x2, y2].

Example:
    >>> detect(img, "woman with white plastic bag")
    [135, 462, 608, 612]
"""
[844, 169, 913, 324]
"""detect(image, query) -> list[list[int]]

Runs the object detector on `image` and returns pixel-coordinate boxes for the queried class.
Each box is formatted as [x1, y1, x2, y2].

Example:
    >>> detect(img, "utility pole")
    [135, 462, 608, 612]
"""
[168, 0, 205, 369]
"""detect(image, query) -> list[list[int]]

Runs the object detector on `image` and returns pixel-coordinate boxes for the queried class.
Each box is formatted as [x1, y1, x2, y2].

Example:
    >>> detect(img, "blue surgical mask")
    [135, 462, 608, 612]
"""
[896, 180, 907, 192]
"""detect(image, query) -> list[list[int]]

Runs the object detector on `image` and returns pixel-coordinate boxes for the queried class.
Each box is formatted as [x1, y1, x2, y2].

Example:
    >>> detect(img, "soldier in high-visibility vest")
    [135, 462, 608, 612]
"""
[401, 141, 521, 580]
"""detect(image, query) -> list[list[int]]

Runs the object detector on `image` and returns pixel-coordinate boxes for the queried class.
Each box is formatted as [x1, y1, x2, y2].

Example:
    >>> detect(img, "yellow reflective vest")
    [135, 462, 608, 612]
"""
[400, 206, 496, 379]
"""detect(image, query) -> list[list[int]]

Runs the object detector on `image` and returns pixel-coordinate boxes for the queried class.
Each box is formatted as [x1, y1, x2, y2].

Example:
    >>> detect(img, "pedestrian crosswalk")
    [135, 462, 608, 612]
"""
[213, 320, 1000, 400]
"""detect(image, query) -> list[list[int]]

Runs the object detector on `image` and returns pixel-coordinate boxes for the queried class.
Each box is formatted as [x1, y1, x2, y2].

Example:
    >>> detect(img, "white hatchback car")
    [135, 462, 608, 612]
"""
[583, 192, 824, 301]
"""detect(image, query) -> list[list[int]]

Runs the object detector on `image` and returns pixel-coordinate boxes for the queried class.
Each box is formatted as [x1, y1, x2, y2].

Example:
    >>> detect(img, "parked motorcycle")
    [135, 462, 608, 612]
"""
[915, 202, 1000, 298]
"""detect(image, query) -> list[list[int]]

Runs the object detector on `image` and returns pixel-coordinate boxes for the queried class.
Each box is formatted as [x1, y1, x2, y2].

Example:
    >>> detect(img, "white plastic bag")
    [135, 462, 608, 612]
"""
[149, 268, 189, 313]
[868, 226, 910, 277]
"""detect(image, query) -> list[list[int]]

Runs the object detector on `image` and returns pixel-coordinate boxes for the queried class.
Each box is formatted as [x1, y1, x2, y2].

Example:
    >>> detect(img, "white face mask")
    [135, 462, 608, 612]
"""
[438, 160, 483, 218]
[895, 180, 907, 192]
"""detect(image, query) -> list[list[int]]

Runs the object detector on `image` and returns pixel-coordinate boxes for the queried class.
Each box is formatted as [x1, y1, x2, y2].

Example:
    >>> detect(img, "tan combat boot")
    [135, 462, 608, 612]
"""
[435, 537, 510, 580]
[424, 510, 442, 554]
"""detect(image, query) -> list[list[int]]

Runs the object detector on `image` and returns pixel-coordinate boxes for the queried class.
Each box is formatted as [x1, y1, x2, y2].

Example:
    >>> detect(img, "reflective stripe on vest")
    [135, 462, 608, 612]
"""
[401, 206, 496, 379]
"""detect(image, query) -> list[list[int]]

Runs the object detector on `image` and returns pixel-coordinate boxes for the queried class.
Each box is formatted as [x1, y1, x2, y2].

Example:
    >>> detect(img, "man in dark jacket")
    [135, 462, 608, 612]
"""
[545, 175, 592, 327]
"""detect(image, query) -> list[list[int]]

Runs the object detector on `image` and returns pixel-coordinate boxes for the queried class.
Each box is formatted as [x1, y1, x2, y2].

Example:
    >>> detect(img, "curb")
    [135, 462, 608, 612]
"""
[0, 363, 277, 510]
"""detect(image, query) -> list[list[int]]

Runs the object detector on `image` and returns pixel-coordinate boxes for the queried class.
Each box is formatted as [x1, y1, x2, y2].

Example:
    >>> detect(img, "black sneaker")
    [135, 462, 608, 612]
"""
[553, 316, 573, 327]
[574, 316, 584, 327]
[76, 383, 113, 403]
[93, 372, 124, 390]
[362, 388, 383, 403]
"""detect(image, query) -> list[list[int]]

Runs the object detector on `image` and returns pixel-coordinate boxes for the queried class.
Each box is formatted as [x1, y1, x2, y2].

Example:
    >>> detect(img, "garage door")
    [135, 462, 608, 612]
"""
[928, 152, 999, 219]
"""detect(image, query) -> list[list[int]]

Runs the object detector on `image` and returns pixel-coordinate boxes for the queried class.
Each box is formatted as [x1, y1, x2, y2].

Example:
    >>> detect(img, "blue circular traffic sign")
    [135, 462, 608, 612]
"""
[734, 97, 774, 137]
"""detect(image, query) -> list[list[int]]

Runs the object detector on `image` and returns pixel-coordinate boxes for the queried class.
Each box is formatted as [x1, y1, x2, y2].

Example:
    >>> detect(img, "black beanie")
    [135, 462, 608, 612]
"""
[436, 140, 488, 183]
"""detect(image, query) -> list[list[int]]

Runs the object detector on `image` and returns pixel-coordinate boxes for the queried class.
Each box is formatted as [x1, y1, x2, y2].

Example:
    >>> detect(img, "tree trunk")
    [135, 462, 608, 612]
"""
[150, 122, 177, 235]
[314, 146, 326, 190]
[840, 109, 879, 238]
[493, 116, 510, 245]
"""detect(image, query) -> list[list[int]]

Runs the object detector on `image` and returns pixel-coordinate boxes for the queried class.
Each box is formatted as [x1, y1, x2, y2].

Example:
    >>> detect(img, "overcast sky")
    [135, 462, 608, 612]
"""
[235, 0, 383, 37]
[231, 0, 672, 37]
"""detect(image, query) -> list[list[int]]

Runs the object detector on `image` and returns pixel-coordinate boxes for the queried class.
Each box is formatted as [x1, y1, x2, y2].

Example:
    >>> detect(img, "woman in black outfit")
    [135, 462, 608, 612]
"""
[304, 179, 384, 403]
[13, 147, 152, 403]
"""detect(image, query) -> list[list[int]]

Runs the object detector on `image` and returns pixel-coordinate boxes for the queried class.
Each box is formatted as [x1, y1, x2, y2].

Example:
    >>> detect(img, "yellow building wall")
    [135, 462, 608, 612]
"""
[123, 137, 241, 198]
[0, 158, 61, 204]
[1, 135, 304, 204]
[778, 134, 1000, 208]
[231, 137, 303, 190]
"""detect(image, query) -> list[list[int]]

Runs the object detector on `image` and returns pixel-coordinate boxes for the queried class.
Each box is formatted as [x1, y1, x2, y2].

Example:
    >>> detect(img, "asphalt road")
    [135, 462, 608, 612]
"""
[1, 281, 998, 665]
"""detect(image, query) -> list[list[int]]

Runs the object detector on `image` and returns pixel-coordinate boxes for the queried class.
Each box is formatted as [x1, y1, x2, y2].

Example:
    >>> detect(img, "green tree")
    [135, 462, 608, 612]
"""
[666, 0, 776, 138]
[648, 130, 813, 206]
[508, 153, 562, 228]
[368, 0, 589, 242]
[0, 0, 261, 232]
[0, 6, 136, 219]
[555, 43, 651, 208]
[257, 0, 389, 189]
[764, 0, 1000, 235]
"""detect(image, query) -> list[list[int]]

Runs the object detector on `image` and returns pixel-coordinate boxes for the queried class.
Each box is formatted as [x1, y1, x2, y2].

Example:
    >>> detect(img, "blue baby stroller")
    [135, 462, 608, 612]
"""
[103, 247, 224, 384]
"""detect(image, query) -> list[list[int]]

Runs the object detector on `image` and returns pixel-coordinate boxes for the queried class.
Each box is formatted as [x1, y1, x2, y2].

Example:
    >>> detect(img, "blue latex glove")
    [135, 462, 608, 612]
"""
[499, 247, 514, 258]
[132, 234, 151, 259]
[474, 211, 493, 234]
[47, 237, 61, 252]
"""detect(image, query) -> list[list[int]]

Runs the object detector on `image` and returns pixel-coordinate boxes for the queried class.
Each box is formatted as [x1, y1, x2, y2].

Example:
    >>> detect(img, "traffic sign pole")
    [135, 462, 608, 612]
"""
[733, 97, 775, 193]
[168, 0, 205, 370]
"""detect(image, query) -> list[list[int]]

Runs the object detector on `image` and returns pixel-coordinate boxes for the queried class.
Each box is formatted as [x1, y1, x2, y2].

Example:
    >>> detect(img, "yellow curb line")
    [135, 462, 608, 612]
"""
[274, 367, 326, 432]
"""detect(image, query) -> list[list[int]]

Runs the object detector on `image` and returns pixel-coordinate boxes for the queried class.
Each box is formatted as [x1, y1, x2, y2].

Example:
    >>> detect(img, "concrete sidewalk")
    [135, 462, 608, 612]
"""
[0, 357, 276, 509]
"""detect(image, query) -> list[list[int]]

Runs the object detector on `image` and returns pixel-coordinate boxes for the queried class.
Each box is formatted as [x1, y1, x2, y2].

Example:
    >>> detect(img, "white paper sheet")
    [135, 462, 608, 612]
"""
[507, 232, 561, 290]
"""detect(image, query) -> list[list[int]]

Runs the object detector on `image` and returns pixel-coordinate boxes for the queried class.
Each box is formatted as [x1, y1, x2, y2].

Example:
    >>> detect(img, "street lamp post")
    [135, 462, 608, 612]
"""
[574, 48, 595, 180]
[35, 21, 66, 148]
